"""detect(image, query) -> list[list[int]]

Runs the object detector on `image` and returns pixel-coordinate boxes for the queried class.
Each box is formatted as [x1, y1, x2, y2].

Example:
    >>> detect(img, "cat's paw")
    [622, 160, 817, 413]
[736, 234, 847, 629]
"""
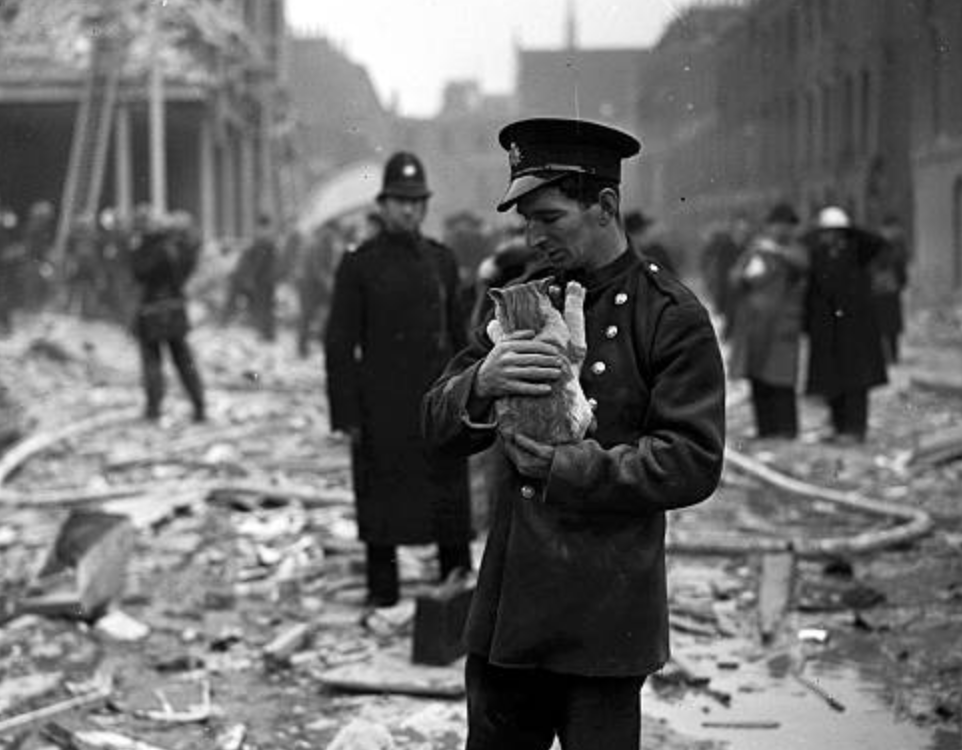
[565, 281, 586, 302]
[486, 318, 504, 344]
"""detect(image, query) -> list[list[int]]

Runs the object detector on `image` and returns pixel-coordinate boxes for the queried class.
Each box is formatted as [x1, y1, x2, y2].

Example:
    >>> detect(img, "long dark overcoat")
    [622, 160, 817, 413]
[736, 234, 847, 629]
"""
[422, 250, 726, 677]
[325, 229, 471, 546]
[130, 230, 196, 342]
[727, 234, 808, 388]
[802, 227, 888, 397]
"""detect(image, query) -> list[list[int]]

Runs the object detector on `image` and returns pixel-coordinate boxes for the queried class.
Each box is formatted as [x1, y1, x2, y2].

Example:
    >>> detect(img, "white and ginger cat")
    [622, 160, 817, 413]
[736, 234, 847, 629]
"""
[486, 278, 594, 445]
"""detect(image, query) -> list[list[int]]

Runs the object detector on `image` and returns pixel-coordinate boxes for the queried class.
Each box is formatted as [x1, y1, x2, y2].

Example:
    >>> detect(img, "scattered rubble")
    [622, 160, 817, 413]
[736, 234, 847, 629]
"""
[1, 310, 961, 749]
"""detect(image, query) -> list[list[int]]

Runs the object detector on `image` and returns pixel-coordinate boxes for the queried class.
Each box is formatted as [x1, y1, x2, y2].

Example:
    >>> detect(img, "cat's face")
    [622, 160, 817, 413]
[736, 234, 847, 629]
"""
[489, 278, 556, 334]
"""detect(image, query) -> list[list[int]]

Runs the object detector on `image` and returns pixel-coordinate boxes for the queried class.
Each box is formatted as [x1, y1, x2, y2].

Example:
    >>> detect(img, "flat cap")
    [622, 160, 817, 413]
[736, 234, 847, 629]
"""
[496, 118, 641, 212]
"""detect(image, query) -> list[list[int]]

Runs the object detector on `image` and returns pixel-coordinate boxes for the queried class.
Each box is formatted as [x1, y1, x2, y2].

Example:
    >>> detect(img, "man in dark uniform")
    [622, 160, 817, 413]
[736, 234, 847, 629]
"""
[422, 118, 726, 749]
[129, 211, 206, 423]
[802, 206, 888, 444]
[324, 152, 473, 608]
[243, 215, 278, 342]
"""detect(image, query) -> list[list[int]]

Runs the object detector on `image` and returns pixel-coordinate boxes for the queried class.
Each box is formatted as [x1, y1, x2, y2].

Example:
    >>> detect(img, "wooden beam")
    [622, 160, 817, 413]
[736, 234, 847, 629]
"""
[757, 550, 796, 645]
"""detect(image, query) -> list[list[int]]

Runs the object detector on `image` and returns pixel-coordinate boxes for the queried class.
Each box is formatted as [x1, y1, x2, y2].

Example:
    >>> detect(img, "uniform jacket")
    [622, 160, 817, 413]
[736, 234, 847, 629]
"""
[324, 229, 471, 546]
[727, 233, 809, 387]
[422, 250, 726, 677]
[130, 230, 196, 342]
[802, 227, 888, 397]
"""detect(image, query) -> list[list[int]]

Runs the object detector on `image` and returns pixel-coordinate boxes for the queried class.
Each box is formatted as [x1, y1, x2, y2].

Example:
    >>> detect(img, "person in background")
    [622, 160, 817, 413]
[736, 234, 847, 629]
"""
[243, 215, 278, 342]
[0, 207, 22, 334]
[727, 202, 809, 440]
[625, 208, 678, 275]
[422, 117, 725, 750]
[802, 206, 888, 444]
[700, 211, 752, 340]
[296, 221, 340, 358]
[21, 201, 55, 309]
[872, 213, 912, 364]
[325, 151, 473, 609]
[129, 209, 206, 423]
[469, 226, 539, 331]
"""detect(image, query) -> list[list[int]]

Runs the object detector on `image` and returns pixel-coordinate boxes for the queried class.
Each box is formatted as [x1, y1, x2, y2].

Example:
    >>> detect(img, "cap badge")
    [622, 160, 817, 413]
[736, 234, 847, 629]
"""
[402, 164, 417, 177]
[508, 142, 523, 169]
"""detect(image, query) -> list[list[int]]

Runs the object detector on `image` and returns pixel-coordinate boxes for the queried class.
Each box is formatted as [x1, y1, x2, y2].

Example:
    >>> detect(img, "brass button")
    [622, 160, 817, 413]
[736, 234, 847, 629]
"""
[648, 263, 659, 272]
[591, 361, 607, 375]
[605, 325, 619, 339]
[614, 292, 628, 305]
[587, 397, 598, 411]
[521, 485, 535, 500]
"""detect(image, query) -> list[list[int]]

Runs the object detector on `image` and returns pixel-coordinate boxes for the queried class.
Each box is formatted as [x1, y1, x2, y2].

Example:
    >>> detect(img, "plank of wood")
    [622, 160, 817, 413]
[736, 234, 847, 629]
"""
[757, 550, 796, 644]
[317, 649, 464, 698]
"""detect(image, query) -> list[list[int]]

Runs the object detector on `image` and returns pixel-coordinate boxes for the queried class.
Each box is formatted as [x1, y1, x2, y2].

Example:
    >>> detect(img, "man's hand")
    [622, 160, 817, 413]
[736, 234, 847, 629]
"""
[502, 430, 555, 479]
[331, 427, 361, 446]
[475, 330, 564, 399]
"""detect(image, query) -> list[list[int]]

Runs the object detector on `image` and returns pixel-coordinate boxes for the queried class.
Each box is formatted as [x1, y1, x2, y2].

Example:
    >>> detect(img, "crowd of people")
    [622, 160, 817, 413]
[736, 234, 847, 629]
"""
[702, 202, 911, 445]
[0, 114, 917, 749]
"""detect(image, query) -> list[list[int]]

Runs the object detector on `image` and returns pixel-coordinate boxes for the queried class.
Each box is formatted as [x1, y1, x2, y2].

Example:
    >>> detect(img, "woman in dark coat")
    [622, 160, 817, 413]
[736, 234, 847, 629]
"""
[802, 207, 888, 443]
[324, 152, 472, 608]
[728, 203, 808, 439]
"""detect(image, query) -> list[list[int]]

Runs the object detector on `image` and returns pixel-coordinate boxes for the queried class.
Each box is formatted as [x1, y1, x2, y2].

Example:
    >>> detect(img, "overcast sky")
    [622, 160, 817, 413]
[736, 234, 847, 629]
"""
[284, 0, 686, 117]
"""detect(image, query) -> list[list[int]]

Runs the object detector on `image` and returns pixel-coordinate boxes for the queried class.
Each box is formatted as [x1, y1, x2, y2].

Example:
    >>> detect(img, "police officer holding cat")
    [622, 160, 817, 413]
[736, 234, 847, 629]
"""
[422, 118, 726, 749]
[324, 151, 473, 610]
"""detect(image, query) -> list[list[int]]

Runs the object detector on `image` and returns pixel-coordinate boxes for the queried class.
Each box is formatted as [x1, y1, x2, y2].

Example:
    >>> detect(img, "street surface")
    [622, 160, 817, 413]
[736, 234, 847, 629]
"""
[1, 303, 960, 750]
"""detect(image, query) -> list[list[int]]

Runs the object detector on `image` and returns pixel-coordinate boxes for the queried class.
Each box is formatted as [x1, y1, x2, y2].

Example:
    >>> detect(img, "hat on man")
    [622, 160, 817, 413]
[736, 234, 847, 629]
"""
[496, 118, 641, 212]
[378, 151, 431, 201]
[765, 202, 800, 226]
[817, 206, 851, 229]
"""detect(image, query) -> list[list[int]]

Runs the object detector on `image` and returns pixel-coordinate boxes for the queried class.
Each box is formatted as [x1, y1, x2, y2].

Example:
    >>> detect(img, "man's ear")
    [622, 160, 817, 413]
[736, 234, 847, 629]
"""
[598, 188, 620, 225]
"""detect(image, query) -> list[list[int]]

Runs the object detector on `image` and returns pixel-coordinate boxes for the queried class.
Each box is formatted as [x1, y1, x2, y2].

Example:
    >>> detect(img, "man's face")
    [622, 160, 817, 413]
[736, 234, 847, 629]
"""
[517, 186, 600, 272]
[380, 196, 427, 234]
[769, 220, 795, 244]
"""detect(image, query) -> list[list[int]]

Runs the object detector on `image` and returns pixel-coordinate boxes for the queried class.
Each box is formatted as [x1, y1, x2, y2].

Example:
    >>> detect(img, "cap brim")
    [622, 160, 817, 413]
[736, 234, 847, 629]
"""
[496, 173, 568, 212]
[377, 187, 432, 201]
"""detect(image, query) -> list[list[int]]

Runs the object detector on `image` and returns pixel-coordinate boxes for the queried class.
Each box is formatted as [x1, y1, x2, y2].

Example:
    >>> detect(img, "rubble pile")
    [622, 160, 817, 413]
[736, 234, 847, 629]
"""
[0, 310, 960, 749]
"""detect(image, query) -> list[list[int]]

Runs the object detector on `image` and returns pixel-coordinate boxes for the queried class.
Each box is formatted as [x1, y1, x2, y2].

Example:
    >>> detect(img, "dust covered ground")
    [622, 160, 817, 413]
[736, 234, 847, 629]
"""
[1, 304, 961, 750]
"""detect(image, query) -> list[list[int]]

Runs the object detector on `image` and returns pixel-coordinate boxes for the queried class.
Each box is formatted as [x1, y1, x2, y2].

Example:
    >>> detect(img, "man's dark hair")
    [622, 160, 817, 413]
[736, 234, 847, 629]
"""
[556, 173, 620, 208]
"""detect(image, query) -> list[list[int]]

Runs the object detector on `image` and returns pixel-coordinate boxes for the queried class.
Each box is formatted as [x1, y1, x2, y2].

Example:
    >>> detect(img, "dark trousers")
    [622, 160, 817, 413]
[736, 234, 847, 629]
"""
[365, 541, 472, 607]
[828, 389, 868, 439]
[296, 286, 327, 357]
[140, 336, 205, 420]
[465, 654, 646, 750]
[750, 379, 798, 438]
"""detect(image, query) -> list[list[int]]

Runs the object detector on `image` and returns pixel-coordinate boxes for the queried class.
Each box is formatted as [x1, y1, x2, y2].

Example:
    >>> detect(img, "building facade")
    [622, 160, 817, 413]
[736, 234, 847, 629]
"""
[0, 0, 290, 245]
[638, 0, 962, 304]
[908, 0, 962, 300]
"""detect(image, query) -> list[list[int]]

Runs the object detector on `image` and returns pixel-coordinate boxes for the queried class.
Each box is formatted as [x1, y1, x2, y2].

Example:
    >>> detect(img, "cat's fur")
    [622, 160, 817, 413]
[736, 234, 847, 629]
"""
[486, 278, 593, 445]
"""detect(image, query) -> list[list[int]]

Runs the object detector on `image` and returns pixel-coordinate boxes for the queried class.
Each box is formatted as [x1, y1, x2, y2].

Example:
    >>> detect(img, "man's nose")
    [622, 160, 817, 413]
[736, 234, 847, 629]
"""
[526, 223, 545, 249]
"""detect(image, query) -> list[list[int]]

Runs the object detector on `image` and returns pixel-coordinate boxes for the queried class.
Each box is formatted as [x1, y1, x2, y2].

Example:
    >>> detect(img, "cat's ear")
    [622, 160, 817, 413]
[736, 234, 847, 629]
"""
[537, 276, 554, 293]
[488, 287, 505, 307]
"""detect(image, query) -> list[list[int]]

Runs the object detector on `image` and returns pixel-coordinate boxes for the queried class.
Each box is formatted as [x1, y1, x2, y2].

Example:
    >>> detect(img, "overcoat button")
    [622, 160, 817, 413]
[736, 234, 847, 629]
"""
[591, 361, 607, 375]
[649, 263, 659, 272]
[614, 292, 628, 305]
[605, 325, 618, 339]
[587, 397, 598, 410]
[521, 485, 535, 500]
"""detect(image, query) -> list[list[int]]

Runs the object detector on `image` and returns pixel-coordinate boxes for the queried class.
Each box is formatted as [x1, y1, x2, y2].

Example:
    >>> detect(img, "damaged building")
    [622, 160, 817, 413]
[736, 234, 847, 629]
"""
[0, 0, 295, 257]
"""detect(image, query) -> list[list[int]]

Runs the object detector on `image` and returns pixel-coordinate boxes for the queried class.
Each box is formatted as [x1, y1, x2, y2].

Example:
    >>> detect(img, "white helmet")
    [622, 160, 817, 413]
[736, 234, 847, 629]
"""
[817, 206, 850, 229]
